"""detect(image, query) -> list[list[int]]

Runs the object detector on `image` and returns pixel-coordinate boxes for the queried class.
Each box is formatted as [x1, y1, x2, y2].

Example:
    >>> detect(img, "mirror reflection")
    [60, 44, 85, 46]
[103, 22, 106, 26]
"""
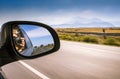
[12, 24, 54, 56]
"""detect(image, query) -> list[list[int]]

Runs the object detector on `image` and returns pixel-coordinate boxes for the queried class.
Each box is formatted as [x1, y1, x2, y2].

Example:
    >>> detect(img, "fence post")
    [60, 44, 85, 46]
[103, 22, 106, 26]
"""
[102, 28, 106, 39]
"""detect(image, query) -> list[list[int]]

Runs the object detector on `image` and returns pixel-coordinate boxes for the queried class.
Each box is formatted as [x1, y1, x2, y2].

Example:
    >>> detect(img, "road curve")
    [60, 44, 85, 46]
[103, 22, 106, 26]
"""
[2, 40, 120, 79]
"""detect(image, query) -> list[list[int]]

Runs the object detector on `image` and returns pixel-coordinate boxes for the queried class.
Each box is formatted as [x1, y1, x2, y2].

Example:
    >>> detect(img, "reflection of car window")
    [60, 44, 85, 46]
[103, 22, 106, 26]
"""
[17, 27, 34, 56]
[21, 29, 33, 48]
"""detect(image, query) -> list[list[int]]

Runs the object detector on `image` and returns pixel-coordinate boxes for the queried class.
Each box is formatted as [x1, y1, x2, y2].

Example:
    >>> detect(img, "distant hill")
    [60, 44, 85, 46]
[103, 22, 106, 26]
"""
[52, 18, 115, 28]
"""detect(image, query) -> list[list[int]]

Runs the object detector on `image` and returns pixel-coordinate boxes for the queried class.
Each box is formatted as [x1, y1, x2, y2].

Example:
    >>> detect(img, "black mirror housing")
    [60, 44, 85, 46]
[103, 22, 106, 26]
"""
[0, 21, 60, 66]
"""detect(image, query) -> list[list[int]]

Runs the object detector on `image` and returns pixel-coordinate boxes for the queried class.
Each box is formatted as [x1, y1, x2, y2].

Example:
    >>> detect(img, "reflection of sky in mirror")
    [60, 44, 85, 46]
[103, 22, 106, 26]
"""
[19, 25, 54, 46]
[20, 25, 51, 37]
[31, 35, 54, 46]
[19, 25, 38, 31]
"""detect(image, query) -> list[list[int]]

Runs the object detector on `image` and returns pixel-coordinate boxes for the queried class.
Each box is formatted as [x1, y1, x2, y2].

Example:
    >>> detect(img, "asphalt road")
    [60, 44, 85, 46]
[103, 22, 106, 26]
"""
[2, 40, 120, 79]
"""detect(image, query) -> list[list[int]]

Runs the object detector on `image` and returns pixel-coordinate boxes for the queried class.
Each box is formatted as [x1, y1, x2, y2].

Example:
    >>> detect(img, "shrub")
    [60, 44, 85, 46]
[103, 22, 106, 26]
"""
[104, 37, 120, 46]
[82, 36, 99, 44]
[59, 34, 73, 40]
[58, 33, 120, 46]
[65, 35, 73, 40]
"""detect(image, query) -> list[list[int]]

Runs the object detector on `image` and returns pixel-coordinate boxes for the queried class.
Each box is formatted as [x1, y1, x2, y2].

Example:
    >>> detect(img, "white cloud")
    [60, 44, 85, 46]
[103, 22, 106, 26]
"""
[25, 27, 51, 38]
[0, 9, 120, 29]
[34, 10, 120, 26]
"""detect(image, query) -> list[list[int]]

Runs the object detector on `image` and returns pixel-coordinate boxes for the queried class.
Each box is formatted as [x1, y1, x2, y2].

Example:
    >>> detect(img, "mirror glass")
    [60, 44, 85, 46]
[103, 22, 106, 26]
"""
[12, 24, 54, 56]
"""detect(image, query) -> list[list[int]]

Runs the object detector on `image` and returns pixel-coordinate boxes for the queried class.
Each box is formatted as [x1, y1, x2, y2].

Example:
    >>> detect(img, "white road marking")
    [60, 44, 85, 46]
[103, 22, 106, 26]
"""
[18, 61, 50, 79]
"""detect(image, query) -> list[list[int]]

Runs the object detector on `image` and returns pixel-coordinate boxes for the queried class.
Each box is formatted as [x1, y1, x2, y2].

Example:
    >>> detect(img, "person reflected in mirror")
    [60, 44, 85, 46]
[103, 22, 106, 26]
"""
[12, 25, 26, 53]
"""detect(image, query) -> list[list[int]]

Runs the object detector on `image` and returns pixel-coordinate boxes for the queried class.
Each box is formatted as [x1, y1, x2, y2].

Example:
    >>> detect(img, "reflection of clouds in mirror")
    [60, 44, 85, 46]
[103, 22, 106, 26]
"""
[20, 25, 51, 38]
[27, 28, 51, 38]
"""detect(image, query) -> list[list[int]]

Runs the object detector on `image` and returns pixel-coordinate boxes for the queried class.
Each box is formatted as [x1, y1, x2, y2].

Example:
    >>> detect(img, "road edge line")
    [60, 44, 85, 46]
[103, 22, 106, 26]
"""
[18, 61, 50, 79]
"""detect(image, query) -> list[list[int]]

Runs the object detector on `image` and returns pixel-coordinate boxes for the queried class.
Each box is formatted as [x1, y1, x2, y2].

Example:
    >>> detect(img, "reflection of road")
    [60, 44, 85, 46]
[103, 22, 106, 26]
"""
[32, 44, 54, 56]
[2, 40, 120, 79]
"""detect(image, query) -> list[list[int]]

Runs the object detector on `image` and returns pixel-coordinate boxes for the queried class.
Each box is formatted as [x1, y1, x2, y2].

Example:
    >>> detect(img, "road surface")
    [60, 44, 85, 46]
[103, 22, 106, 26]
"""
[2, 40, 120, 79]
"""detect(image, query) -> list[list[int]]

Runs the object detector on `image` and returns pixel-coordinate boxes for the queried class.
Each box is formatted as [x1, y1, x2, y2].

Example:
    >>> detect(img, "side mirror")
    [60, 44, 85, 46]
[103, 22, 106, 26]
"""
[0, 21, 60, 66]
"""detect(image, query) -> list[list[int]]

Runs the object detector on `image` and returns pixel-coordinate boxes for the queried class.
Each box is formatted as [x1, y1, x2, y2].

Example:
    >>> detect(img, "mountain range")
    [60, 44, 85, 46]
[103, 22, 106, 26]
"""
[52, 18, 115, 28]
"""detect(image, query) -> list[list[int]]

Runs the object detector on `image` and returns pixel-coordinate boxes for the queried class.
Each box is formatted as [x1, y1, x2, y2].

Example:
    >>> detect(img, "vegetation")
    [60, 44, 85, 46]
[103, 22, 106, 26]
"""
[104, 37, 120, 46]
[56, 28, 120, 46]
[82, 36, 99, 43]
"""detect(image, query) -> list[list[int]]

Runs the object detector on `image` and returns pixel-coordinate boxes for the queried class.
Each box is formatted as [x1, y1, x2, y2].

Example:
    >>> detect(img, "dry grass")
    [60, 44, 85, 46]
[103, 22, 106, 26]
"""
[55, 28, 120, 33]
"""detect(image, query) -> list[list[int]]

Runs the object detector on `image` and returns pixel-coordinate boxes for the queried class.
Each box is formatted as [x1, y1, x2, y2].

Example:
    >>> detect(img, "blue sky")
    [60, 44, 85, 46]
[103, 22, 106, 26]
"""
[0, 0, 120, 27]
